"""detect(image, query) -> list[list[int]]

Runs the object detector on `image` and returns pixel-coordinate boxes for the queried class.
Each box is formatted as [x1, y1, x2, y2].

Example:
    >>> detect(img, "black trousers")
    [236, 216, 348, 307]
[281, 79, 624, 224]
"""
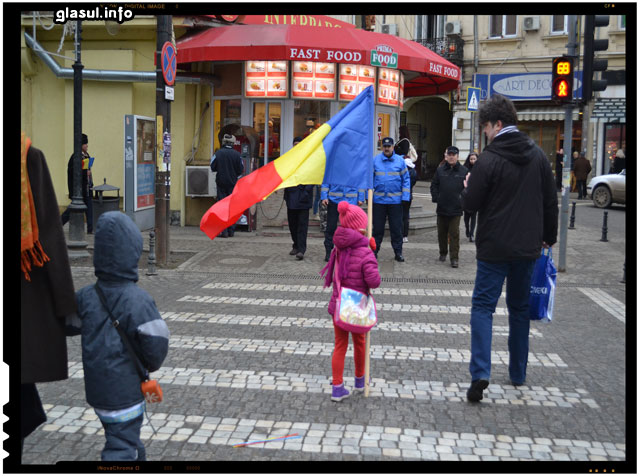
[61, 194, 94, 232]
[287, 208, 310, 254]
[217, 183, 237, 235]
[324, 200, 340, 254]
[372, 202, 403, 255]
[402, 198, 412, 238]
[464, 210, 477, 238]
[576, 179, 587, 198]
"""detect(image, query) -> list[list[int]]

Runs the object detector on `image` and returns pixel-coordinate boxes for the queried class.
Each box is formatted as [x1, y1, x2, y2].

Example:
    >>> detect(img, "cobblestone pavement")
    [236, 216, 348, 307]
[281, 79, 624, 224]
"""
[20, 191, 629, 470]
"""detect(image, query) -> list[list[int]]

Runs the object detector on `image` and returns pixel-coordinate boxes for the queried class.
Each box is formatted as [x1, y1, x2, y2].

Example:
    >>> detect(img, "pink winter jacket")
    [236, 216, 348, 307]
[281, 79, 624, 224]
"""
[321, 226, 381, 317]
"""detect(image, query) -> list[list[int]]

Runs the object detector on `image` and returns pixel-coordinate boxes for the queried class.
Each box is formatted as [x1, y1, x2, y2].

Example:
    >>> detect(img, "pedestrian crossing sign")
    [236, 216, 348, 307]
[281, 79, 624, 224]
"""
[467, 87, 481, 112]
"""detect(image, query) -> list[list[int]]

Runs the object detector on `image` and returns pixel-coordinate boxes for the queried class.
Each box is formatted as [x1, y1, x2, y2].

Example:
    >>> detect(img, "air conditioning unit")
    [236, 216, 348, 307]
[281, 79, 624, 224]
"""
[445, 21, 461, 36]
[523, 16, 540, 31]
[185, 166, 216, 197]
[381, 23, 398, 36]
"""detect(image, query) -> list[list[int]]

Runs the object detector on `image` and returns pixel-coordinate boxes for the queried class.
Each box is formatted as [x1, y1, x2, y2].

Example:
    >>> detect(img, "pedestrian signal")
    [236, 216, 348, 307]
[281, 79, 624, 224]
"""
[552, 57, 574, 103]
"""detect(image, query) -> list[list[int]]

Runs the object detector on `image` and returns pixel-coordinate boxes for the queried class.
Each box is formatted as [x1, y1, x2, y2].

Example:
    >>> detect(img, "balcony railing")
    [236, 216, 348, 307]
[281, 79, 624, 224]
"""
[414, 36, 464, 67]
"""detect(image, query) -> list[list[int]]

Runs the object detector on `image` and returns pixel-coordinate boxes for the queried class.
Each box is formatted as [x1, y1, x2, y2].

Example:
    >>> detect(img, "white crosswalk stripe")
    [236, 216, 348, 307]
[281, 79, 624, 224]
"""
[62, 361, 596, 408]
[202, 282, 507, 298]
[39, 403, 624, 461]
[165, 335, 567, 367]
[577, 288, 625, 323]
[160, 311, 544, 337]
[177, 295, 509, 315]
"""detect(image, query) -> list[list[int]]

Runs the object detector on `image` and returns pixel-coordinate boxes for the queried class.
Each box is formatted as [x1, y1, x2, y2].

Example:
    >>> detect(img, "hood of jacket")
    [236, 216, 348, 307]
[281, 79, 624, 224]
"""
[93, 211, 142, 282]
[333, 226, 369, 251]
[485, 131, 538, 166]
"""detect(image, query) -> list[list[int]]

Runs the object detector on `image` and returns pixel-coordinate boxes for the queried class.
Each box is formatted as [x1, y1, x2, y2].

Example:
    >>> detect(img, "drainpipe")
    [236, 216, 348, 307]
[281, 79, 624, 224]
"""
[24, 31, 218, 86]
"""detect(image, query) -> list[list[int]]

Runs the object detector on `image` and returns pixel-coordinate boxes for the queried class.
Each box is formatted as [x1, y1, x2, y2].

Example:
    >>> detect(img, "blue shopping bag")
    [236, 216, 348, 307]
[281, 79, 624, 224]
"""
[529, 248, 557, 322]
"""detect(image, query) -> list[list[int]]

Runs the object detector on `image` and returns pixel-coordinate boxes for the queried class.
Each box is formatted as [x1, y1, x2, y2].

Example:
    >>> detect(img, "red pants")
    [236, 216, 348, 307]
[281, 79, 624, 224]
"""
[332, 324, 366, 386]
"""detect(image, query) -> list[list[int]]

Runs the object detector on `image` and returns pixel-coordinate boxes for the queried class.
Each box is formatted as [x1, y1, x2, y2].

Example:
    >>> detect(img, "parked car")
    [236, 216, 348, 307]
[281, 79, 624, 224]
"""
[587, 170, 626, 208]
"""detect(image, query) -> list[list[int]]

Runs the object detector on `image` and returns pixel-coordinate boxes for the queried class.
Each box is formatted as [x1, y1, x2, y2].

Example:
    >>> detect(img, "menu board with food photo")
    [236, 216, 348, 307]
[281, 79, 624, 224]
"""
[245, 60, 289, 97]
[293, 79, 314, 98]
[339, 64, 376, 101]
[292, 61, 337, 100]
[377, 67, 400, 105]
[292, 61, 313, 78]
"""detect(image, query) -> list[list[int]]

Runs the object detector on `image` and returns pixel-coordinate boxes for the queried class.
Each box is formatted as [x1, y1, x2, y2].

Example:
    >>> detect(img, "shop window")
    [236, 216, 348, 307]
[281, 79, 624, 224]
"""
[490, 15, 517, 38]
[293, 100, 331, 140]
[253, 102, 282, 164]
[604, 123, 626, 171]
[551, 15, 567, 34]
[215, 99, 260, 158]
[620, 15, 626, 30]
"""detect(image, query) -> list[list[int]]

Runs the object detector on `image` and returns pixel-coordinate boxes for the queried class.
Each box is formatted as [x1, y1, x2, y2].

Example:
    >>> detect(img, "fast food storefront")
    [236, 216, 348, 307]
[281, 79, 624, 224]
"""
[176, 18, 460, 225]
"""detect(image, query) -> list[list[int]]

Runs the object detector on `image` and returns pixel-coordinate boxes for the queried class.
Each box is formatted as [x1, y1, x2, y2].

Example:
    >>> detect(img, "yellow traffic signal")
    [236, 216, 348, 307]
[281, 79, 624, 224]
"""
[552, 56, 574, 102]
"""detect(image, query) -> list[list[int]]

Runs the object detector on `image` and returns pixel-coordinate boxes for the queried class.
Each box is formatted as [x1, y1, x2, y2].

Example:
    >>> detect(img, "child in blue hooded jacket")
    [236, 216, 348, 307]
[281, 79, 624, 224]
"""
[73, 212, 169, 461]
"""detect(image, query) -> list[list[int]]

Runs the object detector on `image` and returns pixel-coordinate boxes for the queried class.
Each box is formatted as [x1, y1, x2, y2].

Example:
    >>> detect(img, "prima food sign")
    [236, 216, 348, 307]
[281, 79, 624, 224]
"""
[370, 45, 398, 69]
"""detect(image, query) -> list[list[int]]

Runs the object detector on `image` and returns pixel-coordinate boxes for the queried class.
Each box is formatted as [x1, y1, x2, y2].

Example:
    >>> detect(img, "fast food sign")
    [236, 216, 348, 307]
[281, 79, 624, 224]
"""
[370, 44, 398, 69]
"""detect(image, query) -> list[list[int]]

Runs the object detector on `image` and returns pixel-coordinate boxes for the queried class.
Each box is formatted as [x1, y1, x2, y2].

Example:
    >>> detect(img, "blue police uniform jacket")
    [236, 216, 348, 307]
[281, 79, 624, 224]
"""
[74, 212, 169, 411]
[320, 184, 365, 205]
[372, 152, 411, 204]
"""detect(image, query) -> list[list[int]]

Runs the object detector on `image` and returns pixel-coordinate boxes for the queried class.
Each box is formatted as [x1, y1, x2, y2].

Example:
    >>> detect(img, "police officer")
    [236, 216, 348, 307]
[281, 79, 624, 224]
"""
[321, 184, 365, 262]
[372, 137, 411, 262]
[210, 134, 244, 237]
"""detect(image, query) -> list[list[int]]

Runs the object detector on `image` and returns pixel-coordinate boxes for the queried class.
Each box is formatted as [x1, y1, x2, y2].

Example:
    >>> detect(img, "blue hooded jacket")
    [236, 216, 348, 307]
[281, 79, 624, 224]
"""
[75, 212, 169, 411]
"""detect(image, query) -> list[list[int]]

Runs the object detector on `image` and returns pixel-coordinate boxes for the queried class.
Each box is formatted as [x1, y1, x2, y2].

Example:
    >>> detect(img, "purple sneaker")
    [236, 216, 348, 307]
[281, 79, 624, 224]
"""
[331, 384, 350, 402]
[354, 376, 365, 393]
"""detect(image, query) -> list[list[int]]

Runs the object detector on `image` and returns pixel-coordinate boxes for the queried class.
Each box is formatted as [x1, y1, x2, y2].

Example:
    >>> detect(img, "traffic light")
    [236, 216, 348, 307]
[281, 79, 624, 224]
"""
[582, 15, 610, 102]
[552, 56, 574, 102]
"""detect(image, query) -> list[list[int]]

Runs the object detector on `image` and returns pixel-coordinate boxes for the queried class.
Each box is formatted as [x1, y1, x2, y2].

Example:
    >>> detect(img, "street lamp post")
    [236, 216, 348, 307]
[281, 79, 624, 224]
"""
[67, 20, 89, 258]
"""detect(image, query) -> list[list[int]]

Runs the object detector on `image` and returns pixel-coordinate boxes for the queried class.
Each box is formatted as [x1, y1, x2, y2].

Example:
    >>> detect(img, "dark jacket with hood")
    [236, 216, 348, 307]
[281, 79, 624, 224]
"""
[462, 130, 558, 262]
[210, 145, 244, 189]
[430, 161, 468, 216]
[75, 212, 169, 410]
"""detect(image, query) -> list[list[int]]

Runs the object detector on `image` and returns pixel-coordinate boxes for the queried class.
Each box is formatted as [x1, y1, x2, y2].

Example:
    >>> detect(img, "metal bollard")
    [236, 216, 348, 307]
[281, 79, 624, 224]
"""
[599, 211, 608, 242]
[569, 202, 576, 229]
[147, 231, 158, 275]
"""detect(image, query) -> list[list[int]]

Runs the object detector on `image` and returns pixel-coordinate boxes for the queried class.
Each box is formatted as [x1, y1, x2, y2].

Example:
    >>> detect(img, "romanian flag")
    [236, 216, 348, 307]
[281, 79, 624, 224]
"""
[200, 85, 374, 239]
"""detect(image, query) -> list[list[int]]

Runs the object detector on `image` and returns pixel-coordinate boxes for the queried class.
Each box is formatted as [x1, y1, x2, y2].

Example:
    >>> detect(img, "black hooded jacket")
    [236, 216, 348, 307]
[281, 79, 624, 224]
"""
[462, 131, 558, 262]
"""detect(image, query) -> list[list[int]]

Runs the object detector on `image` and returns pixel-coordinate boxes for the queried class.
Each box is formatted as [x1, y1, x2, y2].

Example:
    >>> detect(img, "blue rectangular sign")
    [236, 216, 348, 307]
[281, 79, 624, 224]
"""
[474, 72, 583, 100]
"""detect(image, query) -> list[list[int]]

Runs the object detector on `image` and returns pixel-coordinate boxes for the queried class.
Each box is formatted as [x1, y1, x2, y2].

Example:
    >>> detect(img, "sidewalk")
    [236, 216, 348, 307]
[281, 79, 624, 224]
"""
[66, 186, 625, 287]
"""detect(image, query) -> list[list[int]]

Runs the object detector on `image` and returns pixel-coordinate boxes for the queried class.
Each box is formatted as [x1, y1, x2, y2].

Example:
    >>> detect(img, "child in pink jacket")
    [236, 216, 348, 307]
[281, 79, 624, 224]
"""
[321, 201, 381, 401]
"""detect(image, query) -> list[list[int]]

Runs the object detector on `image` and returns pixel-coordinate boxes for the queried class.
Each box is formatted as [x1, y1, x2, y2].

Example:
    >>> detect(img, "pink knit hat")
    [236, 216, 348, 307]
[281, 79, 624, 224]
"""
[337, 201, 368, 231]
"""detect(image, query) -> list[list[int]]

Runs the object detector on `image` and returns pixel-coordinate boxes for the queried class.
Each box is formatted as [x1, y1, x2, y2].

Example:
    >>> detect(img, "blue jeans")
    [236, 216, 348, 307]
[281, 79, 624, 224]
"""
[469, 259, 536, 384]
[312, 185, 321, 215]
[99, 413, 146, 461]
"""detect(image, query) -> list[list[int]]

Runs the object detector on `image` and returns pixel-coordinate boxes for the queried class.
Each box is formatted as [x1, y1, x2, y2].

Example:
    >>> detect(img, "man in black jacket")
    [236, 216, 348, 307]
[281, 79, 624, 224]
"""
[430, 146, 467, 268]
[462, 94, 558, 402]
[210, 134, 244, 237]
[60, 133, 93, 233]
[284, 137, 314, 260]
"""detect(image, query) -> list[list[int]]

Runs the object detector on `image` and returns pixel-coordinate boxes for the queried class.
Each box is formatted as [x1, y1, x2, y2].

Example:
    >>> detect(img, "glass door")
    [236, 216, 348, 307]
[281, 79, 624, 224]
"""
[252, 101, 282, 166]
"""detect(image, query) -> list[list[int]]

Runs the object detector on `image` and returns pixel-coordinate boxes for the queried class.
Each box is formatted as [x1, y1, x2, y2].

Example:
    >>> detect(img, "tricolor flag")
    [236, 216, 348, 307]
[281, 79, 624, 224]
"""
[200, 85, 375, 240]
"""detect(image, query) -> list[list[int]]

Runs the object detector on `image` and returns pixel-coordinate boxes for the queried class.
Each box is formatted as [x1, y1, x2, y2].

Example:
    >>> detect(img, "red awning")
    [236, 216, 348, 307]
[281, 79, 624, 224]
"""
[176, 24, 460, 96]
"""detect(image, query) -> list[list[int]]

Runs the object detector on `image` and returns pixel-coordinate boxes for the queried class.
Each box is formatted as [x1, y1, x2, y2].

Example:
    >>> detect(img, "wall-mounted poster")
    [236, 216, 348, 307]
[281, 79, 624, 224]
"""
[377, 67, 400, 106]
[339, 64, 376, 101]
[245, 60, 288, 97]
[292, 61, 337, 100]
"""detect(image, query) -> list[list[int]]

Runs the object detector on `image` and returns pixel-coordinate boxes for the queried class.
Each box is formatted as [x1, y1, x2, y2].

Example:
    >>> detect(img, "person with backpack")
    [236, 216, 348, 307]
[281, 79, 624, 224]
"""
[72, 212, 169, 460]
[320, 201, 380, 402]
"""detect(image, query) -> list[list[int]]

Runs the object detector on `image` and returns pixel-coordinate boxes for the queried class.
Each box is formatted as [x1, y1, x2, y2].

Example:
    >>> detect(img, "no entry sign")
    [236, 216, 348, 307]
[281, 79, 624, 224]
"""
[161, 42, 177, 86]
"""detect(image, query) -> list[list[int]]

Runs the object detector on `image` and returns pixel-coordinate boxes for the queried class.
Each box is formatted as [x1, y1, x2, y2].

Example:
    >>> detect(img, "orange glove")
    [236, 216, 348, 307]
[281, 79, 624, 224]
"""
[369, 237, 376, 251]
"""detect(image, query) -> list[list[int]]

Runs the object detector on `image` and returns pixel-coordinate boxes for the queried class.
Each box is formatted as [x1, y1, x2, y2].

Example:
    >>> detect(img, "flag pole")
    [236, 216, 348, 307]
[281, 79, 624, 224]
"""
[364, 188, 373, 397]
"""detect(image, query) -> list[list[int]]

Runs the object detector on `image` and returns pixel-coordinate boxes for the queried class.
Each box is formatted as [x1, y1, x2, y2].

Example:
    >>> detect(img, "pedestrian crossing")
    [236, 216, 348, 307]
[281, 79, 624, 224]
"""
[38, 403, 623, 461]
[29, 275, 625, 462]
